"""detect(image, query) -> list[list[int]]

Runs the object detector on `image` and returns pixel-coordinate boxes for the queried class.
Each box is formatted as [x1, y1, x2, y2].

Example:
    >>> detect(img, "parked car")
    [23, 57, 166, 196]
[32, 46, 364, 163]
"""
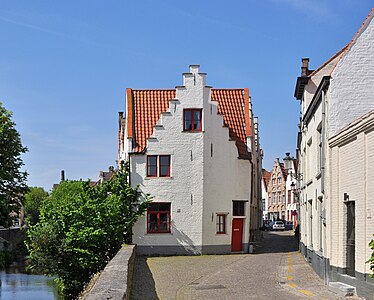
[272, 221, 285, 231]
[285, 221, 294, 230]
[264, 221, 274, 231]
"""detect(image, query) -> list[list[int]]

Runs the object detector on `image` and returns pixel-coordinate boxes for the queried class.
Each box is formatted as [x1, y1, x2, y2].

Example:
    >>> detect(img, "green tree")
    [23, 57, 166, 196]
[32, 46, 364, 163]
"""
[0, 102, 28, 227]
[369, 236, 374, 278]
[26, 163, 150, 298]
[24, 187, 49, 226]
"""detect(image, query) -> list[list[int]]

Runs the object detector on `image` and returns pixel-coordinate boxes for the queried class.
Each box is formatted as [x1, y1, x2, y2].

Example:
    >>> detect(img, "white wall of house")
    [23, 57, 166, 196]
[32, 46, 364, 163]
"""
[130, 66, 252, 254]
[329, 111, 374, 276]
[329, 16, 374, 138]
[285, 164, 297, 222]
[262, 179, 268, 220]
[202, 95, 251, 251]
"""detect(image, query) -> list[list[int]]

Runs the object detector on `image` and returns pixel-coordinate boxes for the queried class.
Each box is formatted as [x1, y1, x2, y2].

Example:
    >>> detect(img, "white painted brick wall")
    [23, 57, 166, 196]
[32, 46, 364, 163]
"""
[329, 16, 374, 137]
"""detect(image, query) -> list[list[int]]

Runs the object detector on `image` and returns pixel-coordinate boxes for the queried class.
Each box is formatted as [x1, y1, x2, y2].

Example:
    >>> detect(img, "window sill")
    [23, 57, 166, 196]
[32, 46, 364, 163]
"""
[232, 216, 246, 219]
[306, 179, 313, 186]
[315, 172, 321, 180]
[146, 232, 172, 234]
[216, 232, 227, 235]
[181, 130, 205, 133]
[145, 176, 173, 180]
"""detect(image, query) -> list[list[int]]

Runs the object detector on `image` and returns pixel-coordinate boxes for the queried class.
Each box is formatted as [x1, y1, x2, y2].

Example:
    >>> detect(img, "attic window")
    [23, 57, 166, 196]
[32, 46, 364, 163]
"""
[184, 109, 202, 132]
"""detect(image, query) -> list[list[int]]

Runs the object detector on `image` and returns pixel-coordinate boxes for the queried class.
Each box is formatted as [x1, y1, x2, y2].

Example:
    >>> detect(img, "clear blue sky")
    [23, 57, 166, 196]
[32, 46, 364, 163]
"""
[1, 1, 372, 190]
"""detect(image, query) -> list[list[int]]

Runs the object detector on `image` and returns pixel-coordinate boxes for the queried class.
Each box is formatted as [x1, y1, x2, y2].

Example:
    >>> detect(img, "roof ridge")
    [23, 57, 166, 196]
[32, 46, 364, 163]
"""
[309, 8, 374, 78]
[131, 88, 176, 91]
[308, 45, 348, 77]
[329, 8, 374, 76]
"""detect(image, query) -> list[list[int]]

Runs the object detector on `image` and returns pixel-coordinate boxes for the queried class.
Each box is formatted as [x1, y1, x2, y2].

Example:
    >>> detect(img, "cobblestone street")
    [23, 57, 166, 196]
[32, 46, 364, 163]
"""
[131, 231, 362, 300]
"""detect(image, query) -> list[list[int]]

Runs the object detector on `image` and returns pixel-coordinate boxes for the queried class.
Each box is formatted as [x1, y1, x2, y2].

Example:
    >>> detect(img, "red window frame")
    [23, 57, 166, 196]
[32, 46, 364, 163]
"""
[159, 155, 170, 177]
[147, 203, 171, 233]
[183, 109, 202, 132]
[216, 214, 226, 234]
[146, 155, 171, 177]
[147, 155, 158, 177]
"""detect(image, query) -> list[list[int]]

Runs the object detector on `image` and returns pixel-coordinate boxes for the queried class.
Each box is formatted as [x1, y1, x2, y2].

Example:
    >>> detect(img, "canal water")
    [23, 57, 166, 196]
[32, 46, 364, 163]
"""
[0, 267, 60, 300]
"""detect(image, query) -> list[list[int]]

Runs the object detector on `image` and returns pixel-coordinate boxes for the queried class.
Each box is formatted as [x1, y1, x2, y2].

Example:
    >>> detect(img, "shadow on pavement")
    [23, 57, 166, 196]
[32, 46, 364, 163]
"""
[130, 256, 159, 300]
[254, 231, 299, 254]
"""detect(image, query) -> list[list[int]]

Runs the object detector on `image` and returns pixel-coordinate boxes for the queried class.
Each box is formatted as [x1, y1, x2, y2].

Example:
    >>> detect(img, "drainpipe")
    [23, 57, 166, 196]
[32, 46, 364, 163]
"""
[321, 90, 326, 195]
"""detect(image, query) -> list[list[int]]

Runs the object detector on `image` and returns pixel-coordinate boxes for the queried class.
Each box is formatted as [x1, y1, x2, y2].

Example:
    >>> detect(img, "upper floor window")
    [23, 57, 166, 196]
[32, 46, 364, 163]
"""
[184, 109, 202, 131]
[233, 201, 245, 216]
[147, 203, 171, 233]
[147, 155, 171, 177]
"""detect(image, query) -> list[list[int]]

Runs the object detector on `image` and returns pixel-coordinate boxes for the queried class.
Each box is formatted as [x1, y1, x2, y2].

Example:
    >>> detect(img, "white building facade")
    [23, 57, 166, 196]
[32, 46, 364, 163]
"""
[118, 65, 262, 255]
[294, 9, 374, 298]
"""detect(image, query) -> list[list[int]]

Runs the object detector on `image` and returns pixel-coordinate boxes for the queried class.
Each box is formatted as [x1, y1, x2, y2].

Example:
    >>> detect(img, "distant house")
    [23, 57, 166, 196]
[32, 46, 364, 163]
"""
[266, 155, 296, 222]
[118, 65, 262, 255]
[294, 9, 374, 299]
[261, 169, 271, 220]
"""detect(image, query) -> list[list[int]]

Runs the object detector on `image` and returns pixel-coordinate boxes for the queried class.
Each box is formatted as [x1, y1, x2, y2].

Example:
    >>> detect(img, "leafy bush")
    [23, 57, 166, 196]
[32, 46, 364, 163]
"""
[26, 164, 150, 298]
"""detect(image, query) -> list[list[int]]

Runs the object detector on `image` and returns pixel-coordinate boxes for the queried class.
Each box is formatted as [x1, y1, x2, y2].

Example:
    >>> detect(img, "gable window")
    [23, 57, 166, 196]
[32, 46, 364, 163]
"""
[216, 214, 226, 234]
[147, 203, 171, 233]
[184, 109, 202, 131]
[233, 201, 245, 216]
[147, 155, 171, 177]
[272, 192, 276, 204]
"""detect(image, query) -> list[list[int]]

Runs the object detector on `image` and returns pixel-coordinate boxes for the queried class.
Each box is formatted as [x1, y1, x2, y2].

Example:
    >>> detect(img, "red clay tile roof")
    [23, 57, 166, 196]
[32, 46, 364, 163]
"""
[126, 88, 251, 158]
[262, 169, 271, 190]
[211, 88, 250, 159]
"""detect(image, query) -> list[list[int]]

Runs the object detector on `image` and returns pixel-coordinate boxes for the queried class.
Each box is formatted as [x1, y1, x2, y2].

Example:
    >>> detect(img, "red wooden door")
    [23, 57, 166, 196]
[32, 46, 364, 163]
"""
[231, 218, 244, 252]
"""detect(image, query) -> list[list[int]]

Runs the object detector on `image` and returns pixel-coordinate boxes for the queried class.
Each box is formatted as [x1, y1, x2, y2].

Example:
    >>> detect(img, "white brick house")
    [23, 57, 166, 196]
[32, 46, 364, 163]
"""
[294, 9, 374, 298]
[118, 65, 262, 255]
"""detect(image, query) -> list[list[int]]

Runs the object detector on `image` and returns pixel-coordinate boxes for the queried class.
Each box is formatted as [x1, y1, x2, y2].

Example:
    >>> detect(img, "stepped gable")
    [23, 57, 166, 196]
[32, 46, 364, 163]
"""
[126, 87, 251, 158]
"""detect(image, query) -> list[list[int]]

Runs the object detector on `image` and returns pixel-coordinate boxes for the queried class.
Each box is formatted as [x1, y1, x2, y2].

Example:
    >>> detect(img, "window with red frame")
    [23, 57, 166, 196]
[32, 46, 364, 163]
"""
[216, 214, 226, 234]
[147, 155, 171, 177]
[147, 203, 171, 233]
[184, 109, 202, 131]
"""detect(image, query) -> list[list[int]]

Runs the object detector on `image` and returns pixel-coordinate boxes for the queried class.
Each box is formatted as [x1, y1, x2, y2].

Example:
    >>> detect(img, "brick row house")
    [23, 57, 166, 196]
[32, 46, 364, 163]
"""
[118, 65, 262, 255]
[294, 9, 374, 299]
[265, 154, 297, 222]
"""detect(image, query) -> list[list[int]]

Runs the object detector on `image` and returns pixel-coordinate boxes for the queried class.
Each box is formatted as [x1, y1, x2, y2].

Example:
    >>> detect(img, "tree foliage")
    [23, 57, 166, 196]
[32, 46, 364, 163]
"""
[369, 236, 374, 278]
[0, 102, 28, 227]
[24, 187, 49, 226]
[26, 163, 150, 299]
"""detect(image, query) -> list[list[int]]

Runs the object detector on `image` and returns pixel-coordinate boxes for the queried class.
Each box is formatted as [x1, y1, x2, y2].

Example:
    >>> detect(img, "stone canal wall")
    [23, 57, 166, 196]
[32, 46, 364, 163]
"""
[80, 245, 135, 300]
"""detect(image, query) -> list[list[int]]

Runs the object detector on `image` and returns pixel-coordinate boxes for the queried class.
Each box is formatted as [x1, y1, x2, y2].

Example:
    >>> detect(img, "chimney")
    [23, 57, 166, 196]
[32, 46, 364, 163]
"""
[301, 58, 309, 77]
[61, 170, 65, 182]
[283, 153, 293, 170]
[118, 112, 124, 129]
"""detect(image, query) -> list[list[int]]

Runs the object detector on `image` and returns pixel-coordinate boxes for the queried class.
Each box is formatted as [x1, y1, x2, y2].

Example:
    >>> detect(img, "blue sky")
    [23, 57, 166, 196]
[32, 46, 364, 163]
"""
[0, 1, 372, 190]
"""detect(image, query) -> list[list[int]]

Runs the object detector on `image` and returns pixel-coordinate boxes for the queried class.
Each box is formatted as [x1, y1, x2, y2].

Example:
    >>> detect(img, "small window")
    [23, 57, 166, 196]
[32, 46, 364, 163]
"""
[233, 201, 245, 216]
[147, 155, 157, 177]
[216, 214, 226, 234]
[147, 155, 171, 177]
[159, 155, 170, 177]
[184, 109, 202, 131]
[147, 203, 171, 233]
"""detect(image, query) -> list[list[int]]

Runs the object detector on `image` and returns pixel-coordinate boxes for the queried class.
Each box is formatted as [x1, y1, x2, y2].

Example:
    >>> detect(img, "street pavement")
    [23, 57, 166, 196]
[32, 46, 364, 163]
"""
[131, 230, 363, 300]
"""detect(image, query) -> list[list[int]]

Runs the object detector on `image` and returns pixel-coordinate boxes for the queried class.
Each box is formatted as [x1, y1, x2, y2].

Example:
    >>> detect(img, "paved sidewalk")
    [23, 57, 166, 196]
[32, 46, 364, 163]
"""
[277, 250, 363, 299]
